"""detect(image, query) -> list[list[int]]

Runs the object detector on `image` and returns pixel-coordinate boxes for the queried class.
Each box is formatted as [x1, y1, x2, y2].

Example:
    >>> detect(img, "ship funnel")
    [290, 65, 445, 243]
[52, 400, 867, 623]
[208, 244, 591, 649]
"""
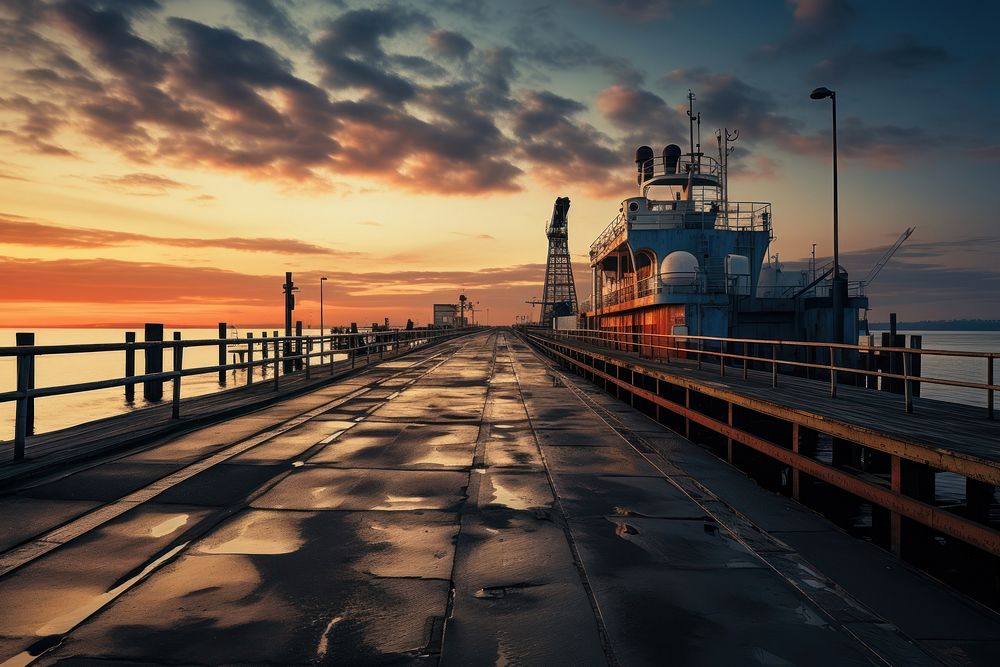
[635, 145, 654, 185]
[662, 144, 681, 174]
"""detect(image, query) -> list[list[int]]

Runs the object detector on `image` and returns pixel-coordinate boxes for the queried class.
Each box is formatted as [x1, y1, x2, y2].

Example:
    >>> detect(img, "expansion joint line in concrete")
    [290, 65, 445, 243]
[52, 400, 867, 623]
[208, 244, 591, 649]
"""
[503, 336, 621, 667]
[528, 336, 937, 666]
[438, 330, 501, 659]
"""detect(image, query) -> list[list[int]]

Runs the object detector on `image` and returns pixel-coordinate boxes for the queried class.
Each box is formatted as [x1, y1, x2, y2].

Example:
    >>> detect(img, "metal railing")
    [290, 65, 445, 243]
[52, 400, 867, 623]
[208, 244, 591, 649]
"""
[595, 272, 744, 309]
[589, 201, 771, 261]
[1, 327, 475, 460]
[637, 154, 722, 181]
[529, 328, 998, 419]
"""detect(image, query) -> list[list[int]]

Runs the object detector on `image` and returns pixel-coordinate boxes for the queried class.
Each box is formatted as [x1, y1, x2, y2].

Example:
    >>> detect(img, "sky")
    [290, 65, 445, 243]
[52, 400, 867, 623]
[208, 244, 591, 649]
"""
[0, 0, 998, 328]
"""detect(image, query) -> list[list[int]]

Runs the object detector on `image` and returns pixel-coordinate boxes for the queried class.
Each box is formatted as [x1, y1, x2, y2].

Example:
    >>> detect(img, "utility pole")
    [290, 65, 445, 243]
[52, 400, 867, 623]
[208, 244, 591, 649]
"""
[319, 276, 327, 361]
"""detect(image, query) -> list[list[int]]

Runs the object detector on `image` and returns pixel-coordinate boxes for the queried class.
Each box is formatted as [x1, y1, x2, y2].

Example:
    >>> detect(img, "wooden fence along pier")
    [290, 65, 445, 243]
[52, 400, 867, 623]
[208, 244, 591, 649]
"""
[0, 324, 469, 467]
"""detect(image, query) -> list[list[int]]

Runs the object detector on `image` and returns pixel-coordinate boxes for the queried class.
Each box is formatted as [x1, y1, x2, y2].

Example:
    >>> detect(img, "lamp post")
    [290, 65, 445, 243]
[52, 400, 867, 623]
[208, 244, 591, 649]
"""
[810, 86, 843, 343]
[319, 276, 327, 358]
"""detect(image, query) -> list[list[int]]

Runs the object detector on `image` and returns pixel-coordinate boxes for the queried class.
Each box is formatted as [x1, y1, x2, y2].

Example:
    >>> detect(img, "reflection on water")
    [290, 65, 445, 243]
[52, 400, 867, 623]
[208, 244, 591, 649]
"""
[0, 328, 346, 437]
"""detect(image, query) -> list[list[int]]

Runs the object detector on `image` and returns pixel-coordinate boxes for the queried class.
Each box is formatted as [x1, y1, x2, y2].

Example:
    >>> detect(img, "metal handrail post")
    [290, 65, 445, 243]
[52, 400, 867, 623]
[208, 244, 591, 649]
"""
[720, 340, 726, 378]
[172, 332, 183, 419]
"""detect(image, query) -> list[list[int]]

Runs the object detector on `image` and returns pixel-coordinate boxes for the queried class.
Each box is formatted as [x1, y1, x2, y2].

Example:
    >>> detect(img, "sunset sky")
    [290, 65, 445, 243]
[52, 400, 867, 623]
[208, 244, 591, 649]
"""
[1, 0, 998, 327]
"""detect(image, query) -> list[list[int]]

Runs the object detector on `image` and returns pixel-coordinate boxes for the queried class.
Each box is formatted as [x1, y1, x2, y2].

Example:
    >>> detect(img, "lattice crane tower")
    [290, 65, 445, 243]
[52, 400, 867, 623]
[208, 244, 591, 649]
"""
[539, 196, 578, 327]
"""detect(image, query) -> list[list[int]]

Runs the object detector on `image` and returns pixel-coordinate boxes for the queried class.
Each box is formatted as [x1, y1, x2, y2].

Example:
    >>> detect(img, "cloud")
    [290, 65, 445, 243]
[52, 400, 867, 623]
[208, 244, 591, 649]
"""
[0, 214, 360, 256]
[665, 69, 939, 168]
[755, 0, 857, 58]
[578, 0, 679, 21]
[809, 34, 951, 83]
[428, 29, 474, 60]
[596, 83, 688, 150]
[231, 0, 308, 45]
[92, 172, 193, 195]
[512, 90, 624, 194]
[451, 232, 495, 240]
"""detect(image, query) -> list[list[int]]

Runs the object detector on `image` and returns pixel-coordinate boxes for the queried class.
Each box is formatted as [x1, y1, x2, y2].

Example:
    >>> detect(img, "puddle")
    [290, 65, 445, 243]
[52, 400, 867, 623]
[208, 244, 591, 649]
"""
[149, 514, 189, 538]
[372, 495, 430, 510]
[488, 481, 538, 511]
[198, 514, 304, 555]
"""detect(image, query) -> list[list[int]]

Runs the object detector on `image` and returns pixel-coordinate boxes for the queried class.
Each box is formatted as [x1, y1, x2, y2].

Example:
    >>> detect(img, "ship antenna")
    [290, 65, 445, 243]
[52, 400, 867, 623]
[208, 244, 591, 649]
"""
[723, 128, 739, 214]
[687, 90, 696, 159]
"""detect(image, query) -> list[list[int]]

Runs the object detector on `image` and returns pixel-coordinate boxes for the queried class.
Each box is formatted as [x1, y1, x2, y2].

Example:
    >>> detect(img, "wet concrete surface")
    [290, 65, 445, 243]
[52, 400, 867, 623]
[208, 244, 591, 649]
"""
[0, 330, 997, 664]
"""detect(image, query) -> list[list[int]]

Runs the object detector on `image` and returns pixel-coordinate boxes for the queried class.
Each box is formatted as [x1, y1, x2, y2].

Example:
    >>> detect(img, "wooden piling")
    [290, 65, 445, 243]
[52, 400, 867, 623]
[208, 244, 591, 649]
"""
[217, 322, 226, 386]
[125, 331, 136, 402]
[14, 332, 35, 460]
[144, 323, 164, 401]
[246, 333, 254, 385]
[171, 331, 182, 419]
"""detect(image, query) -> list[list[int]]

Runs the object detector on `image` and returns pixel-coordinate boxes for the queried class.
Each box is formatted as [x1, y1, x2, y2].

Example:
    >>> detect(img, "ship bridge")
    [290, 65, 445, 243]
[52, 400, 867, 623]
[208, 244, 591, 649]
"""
[587, 147, 773, 317]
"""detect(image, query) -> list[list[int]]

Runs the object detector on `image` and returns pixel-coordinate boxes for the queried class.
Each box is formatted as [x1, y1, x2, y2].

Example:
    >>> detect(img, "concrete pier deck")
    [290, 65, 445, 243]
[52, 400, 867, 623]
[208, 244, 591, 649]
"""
[1, 330, 998, 665]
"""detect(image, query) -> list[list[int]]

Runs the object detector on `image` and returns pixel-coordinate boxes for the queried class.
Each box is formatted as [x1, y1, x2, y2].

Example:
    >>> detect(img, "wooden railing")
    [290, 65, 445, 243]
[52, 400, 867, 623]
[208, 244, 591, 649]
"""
[532, 327, 997, 418]
[0, 327, 474, 460]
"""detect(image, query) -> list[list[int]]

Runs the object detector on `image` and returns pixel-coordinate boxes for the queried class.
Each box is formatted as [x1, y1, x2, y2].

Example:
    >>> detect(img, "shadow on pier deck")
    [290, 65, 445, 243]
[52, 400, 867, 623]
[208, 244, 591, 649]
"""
[0, 330, 998, 665]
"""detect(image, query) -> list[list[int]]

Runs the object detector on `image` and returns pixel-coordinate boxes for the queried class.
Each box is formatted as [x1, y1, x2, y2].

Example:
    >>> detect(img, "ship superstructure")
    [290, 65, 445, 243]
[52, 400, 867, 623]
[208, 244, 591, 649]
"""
[583, 100, 868, 345]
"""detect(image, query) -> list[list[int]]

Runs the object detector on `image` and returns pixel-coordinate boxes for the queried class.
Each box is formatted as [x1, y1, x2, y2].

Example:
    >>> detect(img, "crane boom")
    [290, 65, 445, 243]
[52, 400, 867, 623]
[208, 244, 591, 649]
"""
[864, 227, 914, 285]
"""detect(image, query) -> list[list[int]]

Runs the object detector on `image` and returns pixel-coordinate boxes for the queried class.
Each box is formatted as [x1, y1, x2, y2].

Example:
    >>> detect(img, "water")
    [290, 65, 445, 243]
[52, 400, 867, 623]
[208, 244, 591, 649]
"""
[0, 328, 343, 439]
[901, 331, 1000, 408]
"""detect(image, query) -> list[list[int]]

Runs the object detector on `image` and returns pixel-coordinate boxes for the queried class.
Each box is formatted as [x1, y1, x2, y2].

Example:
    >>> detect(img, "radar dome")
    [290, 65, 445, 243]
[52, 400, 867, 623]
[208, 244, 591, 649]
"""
[661, 251, 699, 286]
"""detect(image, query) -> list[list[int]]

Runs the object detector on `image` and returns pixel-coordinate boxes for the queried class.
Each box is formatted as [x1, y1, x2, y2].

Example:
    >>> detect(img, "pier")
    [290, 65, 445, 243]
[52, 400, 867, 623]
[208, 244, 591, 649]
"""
[1, 329, 999, 665]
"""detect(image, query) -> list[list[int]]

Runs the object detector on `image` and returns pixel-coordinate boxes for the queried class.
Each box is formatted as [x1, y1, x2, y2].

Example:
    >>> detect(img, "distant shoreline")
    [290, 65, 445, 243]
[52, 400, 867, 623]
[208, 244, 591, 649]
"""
[870, 319, 1000, 331]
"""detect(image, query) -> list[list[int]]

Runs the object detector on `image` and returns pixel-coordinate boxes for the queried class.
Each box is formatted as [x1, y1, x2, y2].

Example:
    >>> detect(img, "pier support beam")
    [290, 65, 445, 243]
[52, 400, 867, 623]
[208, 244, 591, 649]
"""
[143, 323, 164, 402]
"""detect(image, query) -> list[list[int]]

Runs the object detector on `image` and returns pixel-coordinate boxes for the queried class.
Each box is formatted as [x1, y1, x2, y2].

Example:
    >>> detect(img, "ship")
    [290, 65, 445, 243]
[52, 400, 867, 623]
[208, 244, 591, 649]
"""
[581, 98, 871, 351]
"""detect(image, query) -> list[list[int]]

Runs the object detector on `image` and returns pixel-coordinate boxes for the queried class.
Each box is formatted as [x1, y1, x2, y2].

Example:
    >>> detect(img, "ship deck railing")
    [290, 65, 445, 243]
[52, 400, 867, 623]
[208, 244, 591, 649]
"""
[637, 154, 722, 181]
[589, 202, 772, 262]
[595, 271, 739, 308]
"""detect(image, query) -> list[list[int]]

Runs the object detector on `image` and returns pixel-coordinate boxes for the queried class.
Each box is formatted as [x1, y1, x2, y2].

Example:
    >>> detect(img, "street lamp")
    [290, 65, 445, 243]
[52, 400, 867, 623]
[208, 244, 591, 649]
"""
[810, 86, 843, 342]
[319, 276, 327, 358]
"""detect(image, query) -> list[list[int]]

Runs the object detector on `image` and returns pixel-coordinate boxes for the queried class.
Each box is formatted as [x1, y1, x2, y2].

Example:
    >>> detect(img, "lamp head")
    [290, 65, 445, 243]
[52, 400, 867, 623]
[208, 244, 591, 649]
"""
[320, 276, 327, 281]
[810, 87, 835, 100]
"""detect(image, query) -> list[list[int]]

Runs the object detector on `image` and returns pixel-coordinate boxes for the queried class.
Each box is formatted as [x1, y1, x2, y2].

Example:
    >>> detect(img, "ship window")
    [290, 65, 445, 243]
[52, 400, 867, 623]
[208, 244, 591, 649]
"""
[628, 201, 639, 212]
